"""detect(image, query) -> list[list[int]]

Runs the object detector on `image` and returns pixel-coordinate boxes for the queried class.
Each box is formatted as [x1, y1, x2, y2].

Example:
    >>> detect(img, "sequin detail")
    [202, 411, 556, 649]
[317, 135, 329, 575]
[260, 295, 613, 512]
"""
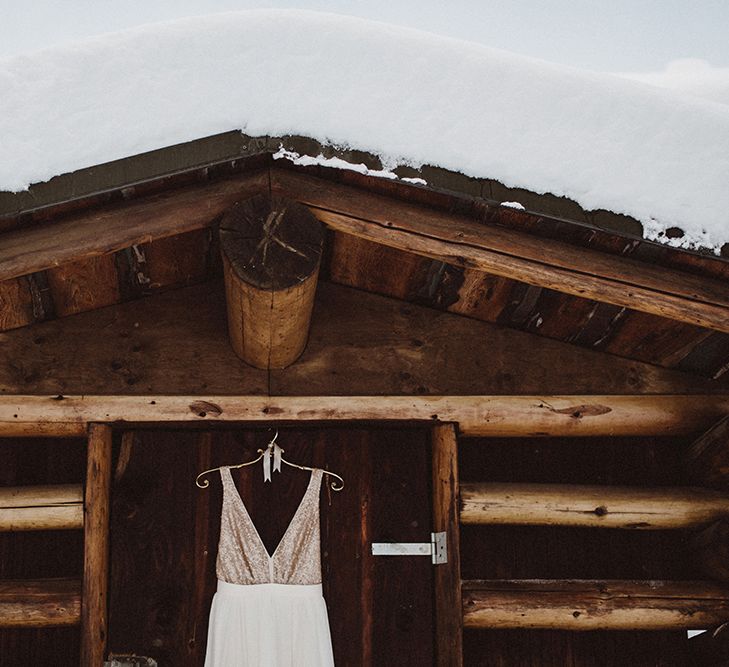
[216, 467, 323, 585]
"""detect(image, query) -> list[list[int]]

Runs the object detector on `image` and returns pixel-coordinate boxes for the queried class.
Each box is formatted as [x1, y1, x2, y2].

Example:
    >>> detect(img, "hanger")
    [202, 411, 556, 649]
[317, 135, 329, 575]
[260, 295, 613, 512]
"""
[195, 431, 345, 491]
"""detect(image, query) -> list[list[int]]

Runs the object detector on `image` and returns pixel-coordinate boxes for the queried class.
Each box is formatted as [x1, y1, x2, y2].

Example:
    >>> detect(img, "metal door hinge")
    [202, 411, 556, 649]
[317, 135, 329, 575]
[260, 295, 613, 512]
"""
[371, 531, 447, 564]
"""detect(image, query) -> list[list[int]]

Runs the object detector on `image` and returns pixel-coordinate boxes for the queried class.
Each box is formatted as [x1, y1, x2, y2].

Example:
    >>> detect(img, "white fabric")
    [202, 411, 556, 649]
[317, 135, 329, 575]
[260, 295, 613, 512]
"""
[205, 581, 335, 666]
[204, 467, 335, 665]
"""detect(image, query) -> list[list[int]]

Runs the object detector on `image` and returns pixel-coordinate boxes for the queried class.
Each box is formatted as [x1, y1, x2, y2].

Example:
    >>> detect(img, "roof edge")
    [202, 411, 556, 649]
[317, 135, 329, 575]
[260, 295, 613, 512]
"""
[1, 130, 727, 262]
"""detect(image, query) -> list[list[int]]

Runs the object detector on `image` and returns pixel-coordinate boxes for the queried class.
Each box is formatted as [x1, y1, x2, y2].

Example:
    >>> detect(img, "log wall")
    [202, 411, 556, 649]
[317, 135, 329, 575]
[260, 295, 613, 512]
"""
[459, 435, 697, 665]
[0, 438, 86, 665]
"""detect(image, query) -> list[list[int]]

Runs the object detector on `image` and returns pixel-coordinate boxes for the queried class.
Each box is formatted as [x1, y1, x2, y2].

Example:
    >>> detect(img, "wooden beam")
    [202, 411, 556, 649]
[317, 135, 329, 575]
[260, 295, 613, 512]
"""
[685, 415, 729, 489]
[0, 578, 81, 627]
[0, 484, 83, 531]
[220, 194, 324, 369]
[271, 169, 729, 333]
[431, 424, 463, 667]
[1, 394, 729, 438]
[0, 171, 267, 282]
[81, 423, 112, 667]
[3, 166, 729, 336]
[462, 579, 729, 630]
[460, 483, 729, 529]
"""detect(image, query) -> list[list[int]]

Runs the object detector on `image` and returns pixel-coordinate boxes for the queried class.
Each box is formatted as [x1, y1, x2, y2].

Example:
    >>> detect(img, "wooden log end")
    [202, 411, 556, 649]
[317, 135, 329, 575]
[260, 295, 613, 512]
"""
[220, 194, 324, 369]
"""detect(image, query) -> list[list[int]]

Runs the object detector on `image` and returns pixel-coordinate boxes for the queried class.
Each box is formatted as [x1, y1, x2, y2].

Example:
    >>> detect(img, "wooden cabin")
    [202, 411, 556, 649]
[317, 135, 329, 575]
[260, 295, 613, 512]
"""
[1, 131, 729, 666]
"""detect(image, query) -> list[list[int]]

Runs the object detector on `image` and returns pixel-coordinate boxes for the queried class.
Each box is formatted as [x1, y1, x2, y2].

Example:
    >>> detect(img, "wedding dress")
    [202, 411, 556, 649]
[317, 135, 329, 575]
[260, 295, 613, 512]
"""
[204, 467, 335, 666]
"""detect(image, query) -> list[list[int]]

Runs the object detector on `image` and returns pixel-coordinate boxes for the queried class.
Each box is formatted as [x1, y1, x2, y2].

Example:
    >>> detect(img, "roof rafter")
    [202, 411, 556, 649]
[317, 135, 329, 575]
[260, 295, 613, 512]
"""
[1, 166, 728, 333]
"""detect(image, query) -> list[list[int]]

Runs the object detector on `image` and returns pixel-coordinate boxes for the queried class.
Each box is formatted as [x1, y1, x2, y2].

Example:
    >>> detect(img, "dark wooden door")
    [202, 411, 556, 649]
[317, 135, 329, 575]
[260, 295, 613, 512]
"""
[108, 426, 434, 665]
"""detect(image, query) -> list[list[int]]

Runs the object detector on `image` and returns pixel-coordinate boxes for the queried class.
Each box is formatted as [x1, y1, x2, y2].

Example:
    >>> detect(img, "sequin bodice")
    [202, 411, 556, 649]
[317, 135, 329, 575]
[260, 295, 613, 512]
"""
[216, 467, 323, 585]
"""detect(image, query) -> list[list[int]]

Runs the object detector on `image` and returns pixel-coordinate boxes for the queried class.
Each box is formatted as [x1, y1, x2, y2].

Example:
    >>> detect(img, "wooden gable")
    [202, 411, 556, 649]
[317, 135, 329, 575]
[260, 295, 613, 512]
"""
[1, 146, 729, 666]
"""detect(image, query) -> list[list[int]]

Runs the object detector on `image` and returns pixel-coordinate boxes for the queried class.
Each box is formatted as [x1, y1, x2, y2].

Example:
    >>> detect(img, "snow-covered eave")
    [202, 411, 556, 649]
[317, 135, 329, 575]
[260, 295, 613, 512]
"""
[2, 10, 728, 255]
[1, 130, 726, 261]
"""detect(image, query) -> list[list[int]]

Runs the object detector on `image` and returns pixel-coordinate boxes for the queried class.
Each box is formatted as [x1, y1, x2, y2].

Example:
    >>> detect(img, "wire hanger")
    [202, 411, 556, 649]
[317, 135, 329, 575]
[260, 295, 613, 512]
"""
[195, 430, 344, 491]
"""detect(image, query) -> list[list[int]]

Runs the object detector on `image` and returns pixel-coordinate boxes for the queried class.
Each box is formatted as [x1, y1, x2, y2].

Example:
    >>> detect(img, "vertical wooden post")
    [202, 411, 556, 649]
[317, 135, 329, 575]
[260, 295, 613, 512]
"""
[81, 423, 112, 666]
[432, 423, 463, 667]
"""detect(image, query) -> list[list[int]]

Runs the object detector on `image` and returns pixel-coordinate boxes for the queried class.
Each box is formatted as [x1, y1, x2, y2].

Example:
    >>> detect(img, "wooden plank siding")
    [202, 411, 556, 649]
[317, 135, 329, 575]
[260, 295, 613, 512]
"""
[3, 281, 720, 398]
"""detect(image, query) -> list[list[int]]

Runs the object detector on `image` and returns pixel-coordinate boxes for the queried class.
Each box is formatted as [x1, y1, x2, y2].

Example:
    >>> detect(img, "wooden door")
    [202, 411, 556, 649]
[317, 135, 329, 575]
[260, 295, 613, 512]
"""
[107, 425, 435, 665]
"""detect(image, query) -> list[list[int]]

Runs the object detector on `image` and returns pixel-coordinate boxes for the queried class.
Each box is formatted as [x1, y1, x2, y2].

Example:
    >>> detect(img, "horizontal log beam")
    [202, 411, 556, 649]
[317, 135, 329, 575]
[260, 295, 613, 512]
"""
[462, 579, 729, 630]
[0, 578, 81, 627]
[1, 394, 728, 438]
[460, 483, 729, 529]
[0, 484, 83, 531]
[0, 171, 267, 282]
[272, 170, 729, 334]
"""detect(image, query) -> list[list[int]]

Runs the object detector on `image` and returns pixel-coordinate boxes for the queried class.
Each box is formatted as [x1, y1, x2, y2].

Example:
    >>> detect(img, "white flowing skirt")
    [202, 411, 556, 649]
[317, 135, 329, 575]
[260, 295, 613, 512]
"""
[205, 580, 335, 666]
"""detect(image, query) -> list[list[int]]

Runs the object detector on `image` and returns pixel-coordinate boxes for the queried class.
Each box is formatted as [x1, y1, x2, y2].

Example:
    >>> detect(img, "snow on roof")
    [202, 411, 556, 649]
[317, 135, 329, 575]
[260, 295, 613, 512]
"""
[619, 59, 729, 108]
[1, 9, 728, 252]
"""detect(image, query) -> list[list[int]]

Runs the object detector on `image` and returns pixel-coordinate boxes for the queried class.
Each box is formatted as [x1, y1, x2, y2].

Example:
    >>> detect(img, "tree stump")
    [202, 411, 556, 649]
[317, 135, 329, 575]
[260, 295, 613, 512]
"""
[219, 194, 324, 369]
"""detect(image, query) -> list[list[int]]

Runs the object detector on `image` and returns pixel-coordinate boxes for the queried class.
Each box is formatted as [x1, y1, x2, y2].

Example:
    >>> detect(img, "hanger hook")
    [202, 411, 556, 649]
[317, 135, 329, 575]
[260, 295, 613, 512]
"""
[268, 429, 279, 448]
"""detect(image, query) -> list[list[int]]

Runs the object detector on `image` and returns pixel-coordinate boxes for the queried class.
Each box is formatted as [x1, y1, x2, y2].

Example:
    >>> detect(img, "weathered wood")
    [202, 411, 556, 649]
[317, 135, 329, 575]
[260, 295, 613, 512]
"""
[272, 169, 729, 333]
[691, 520, 729, 583]
[141, 228, 211, 291]
[0, 275, 36, 331]
[220, 195, 324, 368]
[0, 170, 267, 282]
[431, 424, 463, 667]
[0, 578, 81, 627]
[2, 394, 729, 438]
[685, 415, 729, 489]
[604, 310, 714, 368]
[462, 579, 729, 630]
[0, 484, 83, 531]
[46, 255, 120, 317]
[460, 482, 729, 529]
[2, 281, 719, 397]
[328, 231, 432, 300]
[81, 423, 112, 667]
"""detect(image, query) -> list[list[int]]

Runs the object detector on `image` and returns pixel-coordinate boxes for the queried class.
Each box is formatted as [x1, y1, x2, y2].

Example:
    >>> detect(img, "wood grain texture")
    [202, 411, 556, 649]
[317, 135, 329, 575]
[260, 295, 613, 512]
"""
[685, 415, 729, 489]
[328, 231, 433, 301]
[462, 579, 729, 630]
[0, 276, 35, 331]
[0, 170, 267, 282]
[272, 169, 729, 333]
[431, 424, 463, 667]
[459, 483, 729, 529]
[3, 394, 729, 438]
[604, 310, 714, 367]
[0, 578, 81, 627]
[2, 281, 717, 398]
[0, 484, 83, 531]
[141, 228, 211, 291]
[220, 195, 324, 369]
[46, 255, 120, 318]
[81, 423, 112, 667]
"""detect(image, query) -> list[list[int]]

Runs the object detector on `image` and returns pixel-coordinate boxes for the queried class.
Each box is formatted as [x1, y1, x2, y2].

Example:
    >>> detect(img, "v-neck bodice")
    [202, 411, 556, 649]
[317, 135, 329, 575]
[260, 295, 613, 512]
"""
[216, 467, 324, 585]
